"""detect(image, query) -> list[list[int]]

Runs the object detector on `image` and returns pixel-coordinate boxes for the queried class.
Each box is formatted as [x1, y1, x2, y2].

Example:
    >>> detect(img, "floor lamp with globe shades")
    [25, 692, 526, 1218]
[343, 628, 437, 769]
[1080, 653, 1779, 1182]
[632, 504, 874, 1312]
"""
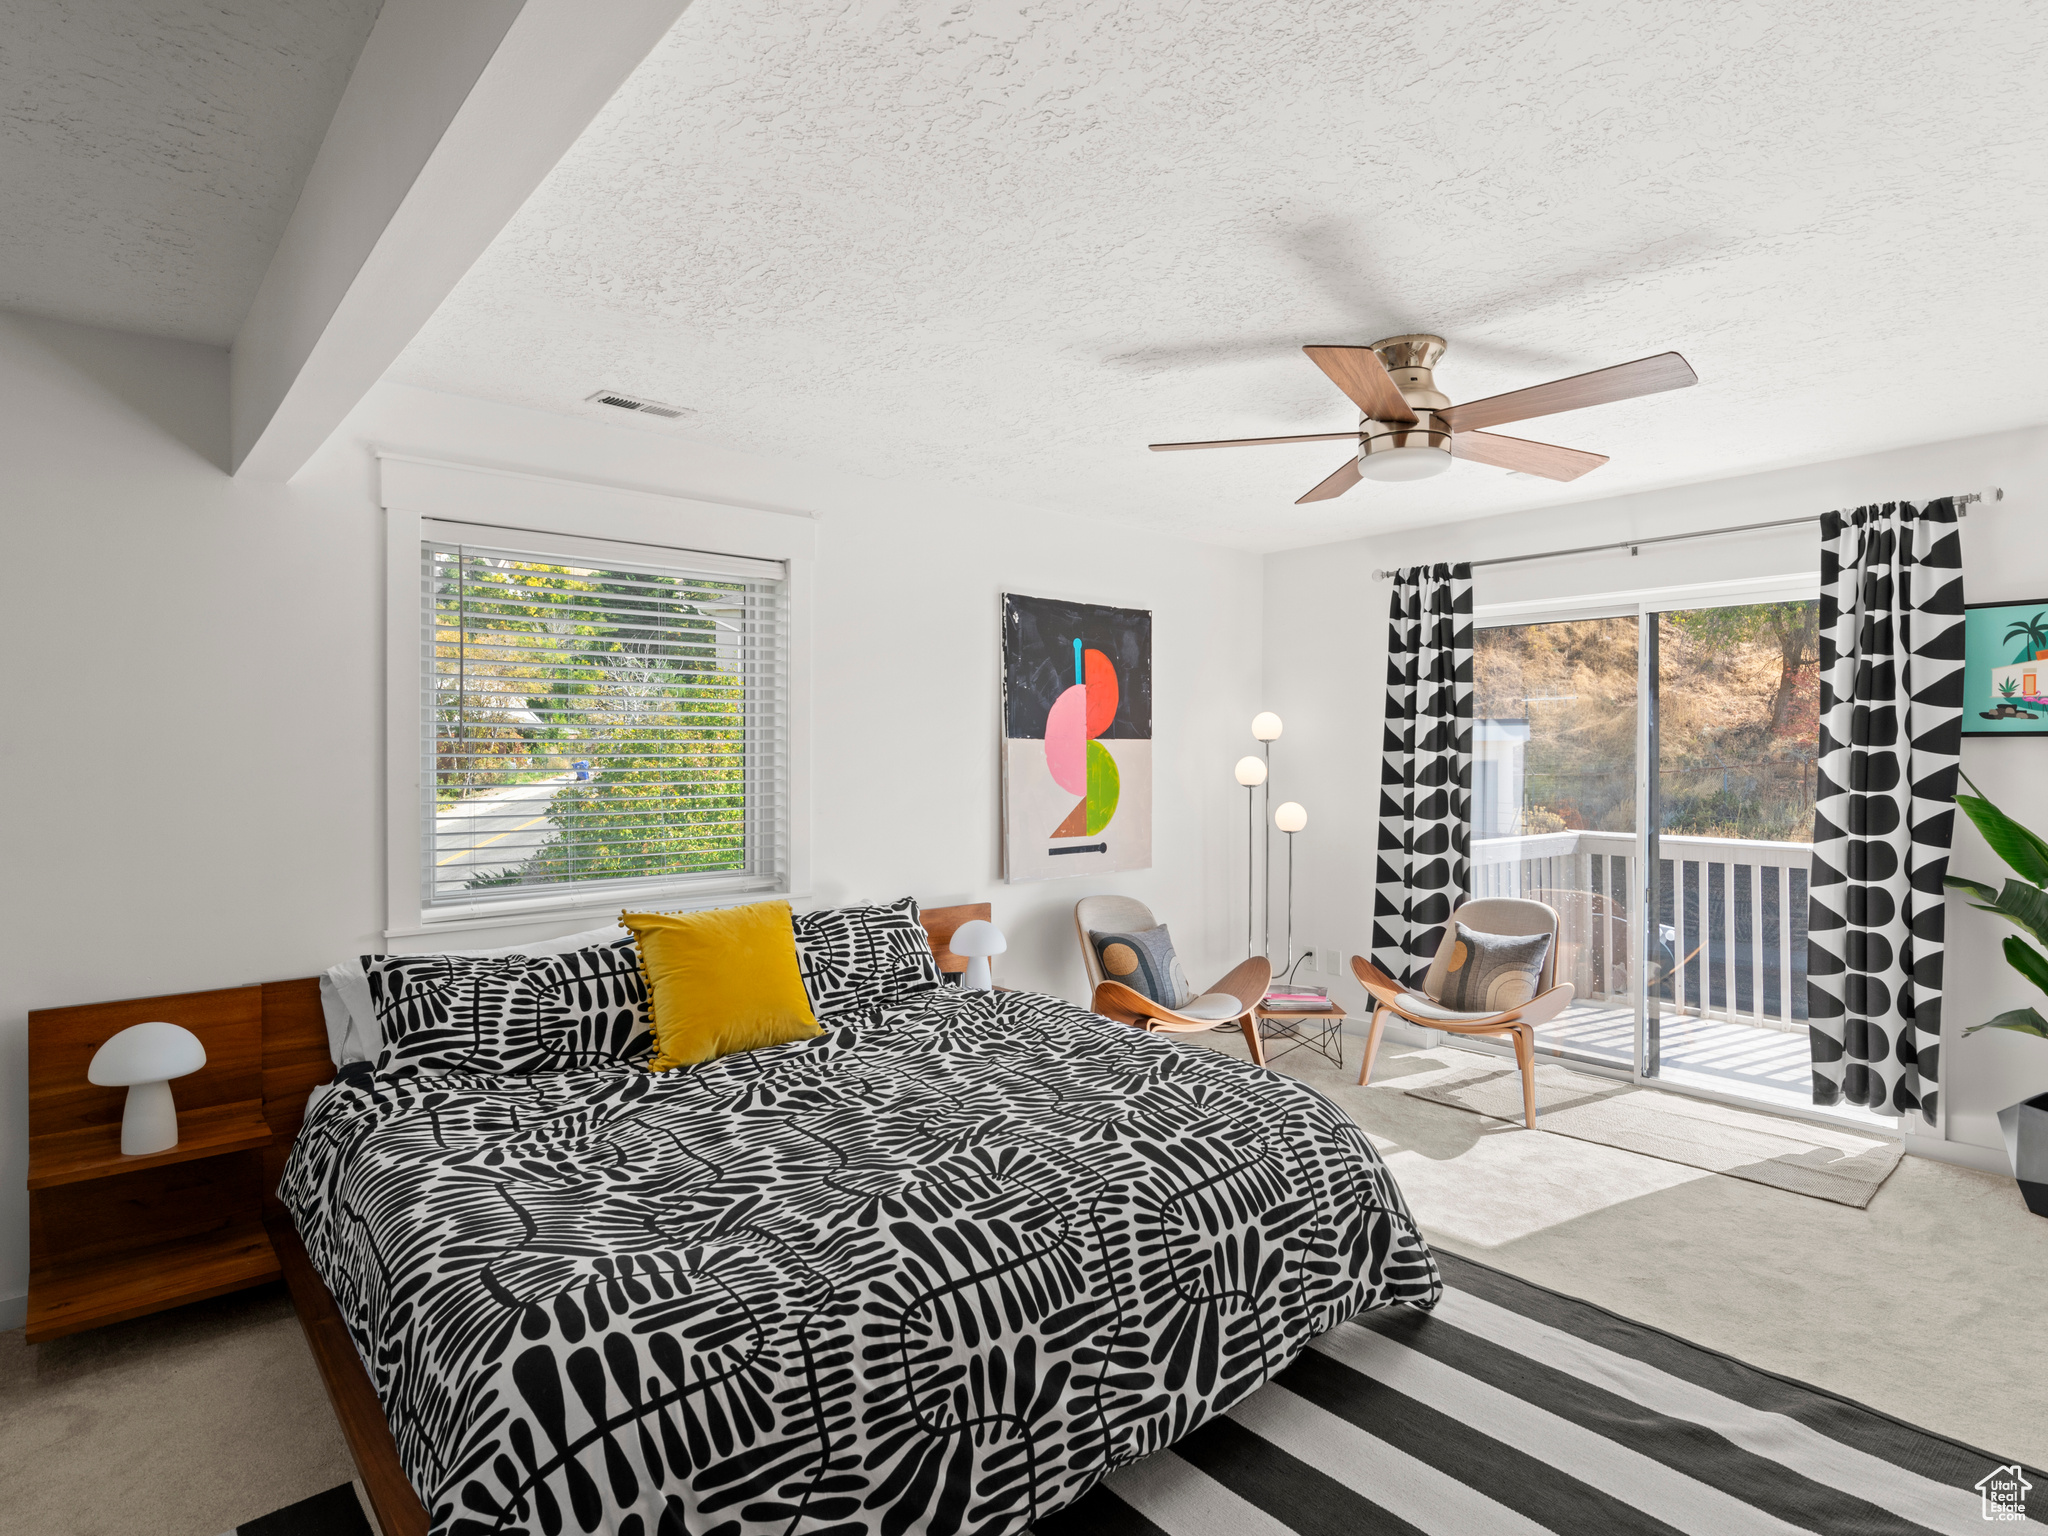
[1234, 756, 1268, 956]
[1251, 712, 1283, 955]
[1274, 800, 1307, 981]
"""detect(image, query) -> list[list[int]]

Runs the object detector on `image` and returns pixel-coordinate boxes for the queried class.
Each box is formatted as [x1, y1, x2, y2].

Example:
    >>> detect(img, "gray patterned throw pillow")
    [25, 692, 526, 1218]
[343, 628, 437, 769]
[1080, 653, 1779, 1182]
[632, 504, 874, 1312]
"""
[1089, 925, 1194, 1009]
[1436, 923, 1552, 1013]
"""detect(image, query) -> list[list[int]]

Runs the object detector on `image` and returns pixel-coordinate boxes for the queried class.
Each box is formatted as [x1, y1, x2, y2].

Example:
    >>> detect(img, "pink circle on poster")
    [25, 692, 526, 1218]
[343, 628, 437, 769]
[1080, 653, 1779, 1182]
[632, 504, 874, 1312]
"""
[1044, 685, 1088, 794]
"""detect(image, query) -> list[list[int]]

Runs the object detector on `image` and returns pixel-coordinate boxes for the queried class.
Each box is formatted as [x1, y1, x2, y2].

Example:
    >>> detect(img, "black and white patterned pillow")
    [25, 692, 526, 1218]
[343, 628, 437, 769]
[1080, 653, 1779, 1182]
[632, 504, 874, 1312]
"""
[364, 939, 652, 1076]
[793, 897, 943, 1022]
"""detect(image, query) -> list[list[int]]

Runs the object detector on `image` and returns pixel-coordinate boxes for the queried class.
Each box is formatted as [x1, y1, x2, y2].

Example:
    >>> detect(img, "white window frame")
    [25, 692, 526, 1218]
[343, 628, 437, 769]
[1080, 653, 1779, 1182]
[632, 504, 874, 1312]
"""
[382, 454, 813, 939]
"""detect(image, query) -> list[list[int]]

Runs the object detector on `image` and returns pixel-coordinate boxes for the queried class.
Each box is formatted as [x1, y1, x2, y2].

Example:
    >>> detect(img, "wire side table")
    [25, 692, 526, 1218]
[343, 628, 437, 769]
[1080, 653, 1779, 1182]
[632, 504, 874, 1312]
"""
[1254, 1002, 1346, 1069]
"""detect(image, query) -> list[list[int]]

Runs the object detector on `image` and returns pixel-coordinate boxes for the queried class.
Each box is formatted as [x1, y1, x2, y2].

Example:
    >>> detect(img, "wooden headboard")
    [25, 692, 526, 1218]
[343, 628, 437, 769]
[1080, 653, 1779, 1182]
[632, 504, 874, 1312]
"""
[256, 979, 333, 1210]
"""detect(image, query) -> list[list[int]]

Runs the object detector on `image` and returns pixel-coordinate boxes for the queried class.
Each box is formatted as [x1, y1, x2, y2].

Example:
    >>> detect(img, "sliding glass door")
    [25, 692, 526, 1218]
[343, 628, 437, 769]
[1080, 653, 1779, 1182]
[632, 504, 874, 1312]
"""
[1468, 598, 1821, 1105]
[1644, 603, 1819, 1108]
[1471, 616, 1640, 1072]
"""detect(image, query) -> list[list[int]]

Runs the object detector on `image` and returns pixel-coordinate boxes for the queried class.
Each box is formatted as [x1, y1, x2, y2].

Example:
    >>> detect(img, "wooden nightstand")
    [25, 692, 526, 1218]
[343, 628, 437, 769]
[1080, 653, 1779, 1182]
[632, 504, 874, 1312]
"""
[25, 986, 282, 1343]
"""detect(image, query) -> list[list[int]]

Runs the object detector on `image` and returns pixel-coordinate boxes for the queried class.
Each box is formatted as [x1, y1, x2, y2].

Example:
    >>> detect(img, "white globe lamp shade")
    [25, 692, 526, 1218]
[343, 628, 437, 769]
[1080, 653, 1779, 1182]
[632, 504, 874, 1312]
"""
[1274, 801, 1309, 833]
[951, 919, 1007, 992]
[1357, 445, 1453, 482]
[88, 1021, 206, 1156]
[1233, 755, 1268, 787]
[1251, 712, 1283, 741]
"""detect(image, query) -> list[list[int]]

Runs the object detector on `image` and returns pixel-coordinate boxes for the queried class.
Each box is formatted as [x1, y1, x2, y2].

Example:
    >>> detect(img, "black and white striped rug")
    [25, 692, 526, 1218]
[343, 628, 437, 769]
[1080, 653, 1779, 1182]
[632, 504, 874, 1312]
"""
[225, 1481, 372, 1534]
[1040, 1249, 2044, 1534]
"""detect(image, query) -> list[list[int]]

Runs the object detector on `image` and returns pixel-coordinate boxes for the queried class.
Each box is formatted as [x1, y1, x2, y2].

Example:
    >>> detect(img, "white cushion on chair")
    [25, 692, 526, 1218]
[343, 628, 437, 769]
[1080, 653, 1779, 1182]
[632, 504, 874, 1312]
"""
[1392, 991, 1506, 1024]
[1177, 991, 1245, 1021]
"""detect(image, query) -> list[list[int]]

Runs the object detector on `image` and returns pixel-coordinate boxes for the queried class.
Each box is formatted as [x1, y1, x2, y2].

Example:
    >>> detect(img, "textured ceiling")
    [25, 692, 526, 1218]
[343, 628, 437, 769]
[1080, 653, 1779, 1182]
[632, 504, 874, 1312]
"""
[391, 0, 2048, 550]
[0, 0, 382, 345]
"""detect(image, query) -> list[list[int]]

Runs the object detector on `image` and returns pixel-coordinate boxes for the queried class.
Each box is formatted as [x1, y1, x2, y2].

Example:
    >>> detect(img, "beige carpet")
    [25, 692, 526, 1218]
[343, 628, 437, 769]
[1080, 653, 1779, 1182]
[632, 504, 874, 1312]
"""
[1397, 1049, 1904, 1206]
[0, 1284, 375, 1536]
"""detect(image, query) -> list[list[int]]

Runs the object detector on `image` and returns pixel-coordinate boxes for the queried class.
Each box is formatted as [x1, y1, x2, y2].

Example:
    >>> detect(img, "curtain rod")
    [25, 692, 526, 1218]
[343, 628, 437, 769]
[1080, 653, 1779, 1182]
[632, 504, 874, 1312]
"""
[1369, 486, 2004, 580]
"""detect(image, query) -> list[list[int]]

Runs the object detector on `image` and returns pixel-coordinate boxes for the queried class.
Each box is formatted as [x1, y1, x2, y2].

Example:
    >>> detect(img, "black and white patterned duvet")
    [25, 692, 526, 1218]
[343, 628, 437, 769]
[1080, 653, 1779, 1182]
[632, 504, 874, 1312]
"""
[282, 986, 1439, 1536]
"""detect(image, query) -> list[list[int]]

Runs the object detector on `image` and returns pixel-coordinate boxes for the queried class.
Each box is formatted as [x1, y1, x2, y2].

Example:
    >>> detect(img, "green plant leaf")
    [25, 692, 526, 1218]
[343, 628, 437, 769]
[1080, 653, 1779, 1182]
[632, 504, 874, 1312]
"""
[1955, 777, 2048, 885]
[1944, 873, 2001, 902]
[1963, 1006, 2048, 1039]
[1984, 879, 2048, 949]
[2003, 934, 2048, 997]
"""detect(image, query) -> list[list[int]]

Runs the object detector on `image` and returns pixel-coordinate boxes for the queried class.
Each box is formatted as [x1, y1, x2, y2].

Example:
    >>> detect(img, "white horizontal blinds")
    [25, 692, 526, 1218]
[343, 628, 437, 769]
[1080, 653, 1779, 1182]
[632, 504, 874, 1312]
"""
[419, 528, 788, 910]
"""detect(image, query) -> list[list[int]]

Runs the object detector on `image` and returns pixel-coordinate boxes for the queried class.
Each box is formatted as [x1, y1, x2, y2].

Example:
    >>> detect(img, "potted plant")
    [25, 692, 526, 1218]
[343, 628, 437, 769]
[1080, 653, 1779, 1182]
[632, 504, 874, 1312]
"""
[1944, 775, 2048, 1215]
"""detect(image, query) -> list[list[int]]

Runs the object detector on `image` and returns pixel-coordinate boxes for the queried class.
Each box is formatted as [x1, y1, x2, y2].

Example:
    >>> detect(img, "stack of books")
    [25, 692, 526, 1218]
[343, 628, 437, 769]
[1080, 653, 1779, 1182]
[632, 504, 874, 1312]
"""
[1262, 984, 1330, 1011]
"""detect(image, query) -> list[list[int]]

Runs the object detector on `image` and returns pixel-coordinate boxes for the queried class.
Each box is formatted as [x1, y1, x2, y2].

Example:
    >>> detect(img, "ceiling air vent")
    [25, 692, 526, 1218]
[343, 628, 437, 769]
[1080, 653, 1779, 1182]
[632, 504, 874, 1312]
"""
[586, 389, 691, 420]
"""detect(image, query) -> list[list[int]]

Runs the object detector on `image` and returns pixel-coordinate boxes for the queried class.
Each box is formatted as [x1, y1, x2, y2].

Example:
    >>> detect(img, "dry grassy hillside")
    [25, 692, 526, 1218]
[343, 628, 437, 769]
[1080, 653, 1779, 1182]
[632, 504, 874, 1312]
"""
[1475, 604, 1819, 843]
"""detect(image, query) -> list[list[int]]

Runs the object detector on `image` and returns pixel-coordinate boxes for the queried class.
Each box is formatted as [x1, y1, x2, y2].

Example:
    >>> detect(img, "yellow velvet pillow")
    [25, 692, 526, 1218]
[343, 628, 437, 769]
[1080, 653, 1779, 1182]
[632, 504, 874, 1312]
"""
[622, 901, 821, 1071]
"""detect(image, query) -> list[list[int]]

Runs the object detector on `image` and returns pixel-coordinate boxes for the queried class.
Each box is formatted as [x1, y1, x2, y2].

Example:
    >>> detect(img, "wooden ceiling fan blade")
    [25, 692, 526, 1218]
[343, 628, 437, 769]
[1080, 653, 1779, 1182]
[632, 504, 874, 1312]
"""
[1439, 351, 1696, 433]
[1452, 431, 1609, 482]
[1295, 455, 1363, 504]
[1149, 431, 1358, 451]
[1302, 346, 1418, 424]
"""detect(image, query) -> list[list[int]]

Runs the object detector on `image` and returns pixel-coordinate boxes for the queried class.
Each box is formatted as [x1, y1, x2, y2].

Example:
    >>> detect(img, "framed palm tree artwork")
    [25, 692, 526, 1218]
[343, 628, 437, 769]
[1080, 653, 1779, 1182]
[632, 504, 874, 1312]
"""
[1963, 597, 2048, 735]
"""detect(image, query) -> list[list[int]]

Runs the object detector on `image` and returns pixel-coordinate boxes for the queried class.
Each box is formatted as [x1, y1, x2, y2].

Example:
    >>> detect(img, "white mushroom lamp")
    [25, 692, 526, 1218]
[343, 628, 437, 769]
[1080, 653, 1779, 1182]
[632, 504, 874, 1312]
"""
[951, 920, 1007, 992]
[89, 1022, 207, 1155]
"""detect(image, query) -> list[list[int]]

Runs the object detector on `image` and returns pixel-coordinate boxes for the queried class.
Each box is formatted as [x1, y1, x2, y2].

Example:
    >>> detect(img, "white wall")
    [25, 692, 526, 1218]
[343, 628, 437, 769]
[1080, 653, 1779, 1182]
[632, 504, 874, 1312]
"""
[0, 311, 1264, 1326]
[1262, 424, 2048, 1161]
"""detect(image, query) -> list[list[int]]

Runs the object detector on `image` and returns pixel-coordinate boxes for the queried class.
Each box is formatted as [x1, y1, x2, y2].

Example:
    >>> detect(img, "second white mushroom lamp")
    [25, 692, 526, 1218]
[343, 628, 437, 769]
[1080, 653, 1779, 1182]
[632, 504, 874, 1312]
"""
[951, 920, 1007, 992]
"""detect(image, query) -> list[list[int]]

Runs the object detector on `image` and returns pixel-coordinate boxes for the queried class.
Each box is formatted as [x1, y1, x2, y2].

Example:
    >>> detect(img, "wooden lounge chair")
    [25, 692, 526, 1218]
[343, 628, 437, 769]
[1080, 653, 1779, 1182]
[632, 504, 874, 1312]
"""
[1352, 896, 1577, 1128]
[1077, 895, 1272, 1067]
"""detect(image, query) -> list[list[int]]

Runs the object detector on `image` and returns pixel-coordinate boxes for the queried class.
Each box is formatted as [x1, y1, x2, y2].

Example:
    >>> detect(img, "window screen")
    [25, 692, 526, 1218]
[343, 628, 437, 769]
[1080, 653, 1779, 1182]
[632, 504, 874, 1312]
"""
[421, 527, 787, 910]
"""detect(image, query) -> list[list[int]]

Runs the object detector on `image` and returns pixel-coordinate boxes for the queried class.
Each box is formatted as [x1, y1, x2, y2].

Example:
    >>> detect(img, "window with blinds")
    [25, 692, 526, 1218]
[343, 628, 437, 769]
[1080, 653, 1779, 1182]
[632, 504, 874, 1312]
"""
[421, 526, 788, 911]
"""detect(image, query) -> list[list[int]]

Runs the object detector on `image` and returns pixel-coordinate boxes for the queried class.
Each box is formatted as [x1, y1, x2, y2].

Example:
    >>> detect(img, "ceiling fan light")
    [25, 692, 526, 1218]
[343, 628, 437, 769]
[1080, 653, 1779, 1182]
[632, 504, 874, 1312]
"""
[1356, 445, 1451, 481]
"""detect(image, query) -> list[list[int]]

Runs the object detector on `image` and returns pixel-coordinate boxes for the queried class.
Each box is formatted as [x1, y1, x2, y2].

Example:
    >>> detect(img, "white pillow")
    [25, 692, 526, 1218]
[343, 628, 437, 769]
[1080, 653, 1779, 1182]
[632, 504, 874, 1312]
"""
[323, 923, 633, 1065]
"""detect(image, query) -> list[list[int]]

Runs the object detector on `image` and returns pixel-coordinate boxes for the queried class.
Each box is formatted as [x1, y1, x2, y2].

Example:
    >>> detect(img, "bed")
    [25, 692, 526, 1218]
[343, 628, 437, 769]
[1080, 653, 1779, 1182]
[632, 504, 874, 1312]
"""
[277, 904, 1439, 1535]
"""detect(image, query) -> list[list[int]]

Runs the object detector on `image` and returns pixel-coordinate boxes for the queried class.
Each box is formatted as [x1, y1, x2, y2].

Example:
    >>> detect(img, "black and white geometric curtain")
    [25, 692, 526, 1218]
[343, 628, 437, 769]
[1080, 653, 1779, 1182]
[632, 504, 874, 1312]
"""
[1808, 500, 1964, 1126]
[1373, 563, 1474, 989]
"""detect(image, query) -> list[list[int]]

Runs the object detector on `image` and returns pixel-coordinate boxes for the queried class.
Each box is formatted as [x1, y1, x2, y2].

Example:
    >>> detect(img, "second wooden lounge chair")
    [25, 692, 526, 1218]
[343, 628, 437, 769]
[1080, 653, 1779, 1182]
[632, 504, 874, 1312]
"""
[1351, 896, 1577, 1128]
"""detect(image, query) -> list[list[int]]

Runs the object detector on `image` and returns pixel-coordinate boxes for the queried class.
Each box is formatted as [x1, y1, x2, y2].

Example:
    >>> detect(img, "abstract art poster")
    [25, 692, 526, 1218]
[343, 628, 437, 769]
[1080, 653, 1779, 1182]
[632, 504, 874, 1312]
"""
[1001, 593, 1152, 880]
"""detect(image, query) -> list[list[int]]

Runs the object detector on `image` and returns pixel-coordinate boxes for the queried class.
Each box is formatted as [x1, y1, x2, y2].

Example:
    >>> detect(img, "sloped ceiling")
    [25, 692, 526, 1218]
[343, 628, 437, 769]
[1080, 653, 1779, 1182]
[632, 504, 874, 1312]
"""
[0, 0, 383, 345]
[389, 0, 2048, 550]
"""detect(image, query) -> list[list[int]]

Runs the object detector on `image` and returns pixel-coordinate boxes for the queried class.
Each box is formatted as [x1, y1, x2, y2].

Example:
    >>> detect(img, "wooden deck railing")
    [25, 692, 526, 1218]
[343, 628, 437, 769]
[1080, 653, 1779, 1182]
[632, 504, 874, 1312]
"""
[1471, 831, 1810, 1029]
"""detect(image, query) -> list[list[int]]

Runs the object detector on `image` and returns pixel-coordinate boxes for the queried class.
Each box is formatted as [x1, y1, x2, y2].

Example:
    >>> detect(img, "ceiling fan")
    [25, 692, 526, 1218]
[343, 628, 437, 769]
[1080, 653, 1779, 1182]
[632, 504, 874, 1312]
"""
[1148, 335, 1697, 503]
